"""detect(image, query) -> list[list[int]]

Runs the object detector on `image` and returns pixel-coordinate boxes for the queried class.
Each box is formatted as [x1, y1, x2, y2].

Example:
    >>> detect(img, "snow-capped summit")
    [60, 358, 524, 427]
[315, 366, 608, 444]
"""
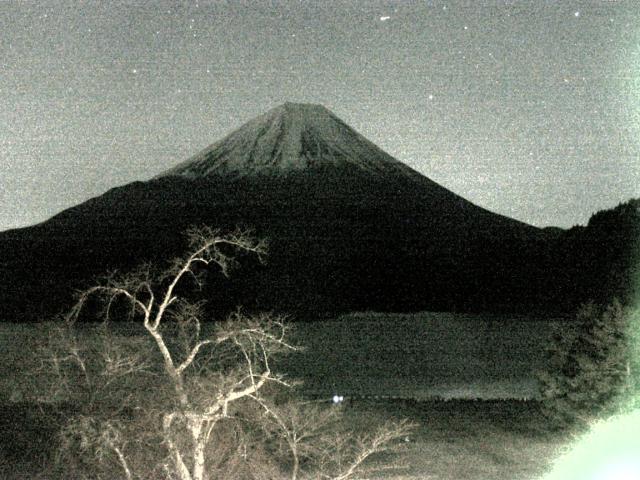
[158, 102, 417, 179]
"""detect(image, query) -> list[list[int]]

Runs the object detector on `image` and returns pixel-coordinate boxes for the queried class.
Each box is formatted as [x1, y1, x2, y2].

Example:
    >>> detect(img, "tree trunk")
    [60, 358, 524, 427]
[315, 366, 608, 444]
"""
[191, 418, 206, 480]
[163, 413, 193, 480]
[291, 448, 299, 480]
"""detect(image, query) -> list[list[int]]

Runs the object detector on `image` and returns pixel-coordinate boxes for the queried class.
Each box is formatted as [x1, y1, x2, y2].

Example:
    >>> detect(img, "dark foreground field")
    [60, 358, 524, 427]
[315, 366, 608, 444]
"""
[345, 399, 570, 480]
[0, 398, 569, 480]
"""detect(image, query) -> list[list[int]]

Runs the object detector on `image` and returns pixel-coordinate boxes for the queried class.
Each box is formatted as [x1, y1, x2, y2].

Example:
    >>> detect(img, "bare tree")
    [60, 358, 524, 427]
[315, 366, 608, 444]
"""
[253, 398, 415, 480]
[37, 226, 414, 480]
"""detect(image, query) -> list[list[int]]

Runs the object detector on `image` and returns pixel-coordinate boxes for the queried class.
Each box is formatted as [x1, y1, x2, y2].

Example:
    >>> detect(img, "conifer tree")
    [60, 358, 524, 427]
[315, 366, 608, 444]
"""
[538, 299, 636, 429]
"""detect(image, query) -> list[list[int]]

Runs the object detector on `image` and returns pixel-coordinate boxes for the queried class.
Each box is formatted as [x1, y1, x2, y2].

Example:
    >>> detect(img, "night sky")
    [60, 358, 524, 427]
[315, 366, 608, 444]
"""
[1, 0, 639, 231]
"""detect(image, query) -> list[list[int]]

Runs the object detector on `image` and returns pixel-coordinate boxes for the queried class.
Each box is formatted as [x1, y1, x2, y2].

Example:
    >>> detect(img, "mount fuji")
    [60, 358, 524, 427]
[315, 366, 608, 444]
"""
[1, 103, 562, 321]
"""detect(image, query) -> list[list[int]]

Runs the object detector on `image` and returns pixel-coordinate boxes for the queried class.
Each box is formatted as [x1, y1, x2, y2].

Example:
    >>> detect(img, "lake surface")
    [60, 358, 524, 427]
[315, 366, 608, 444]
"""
[279, 312, 564, 400]
[0, 312, 566, 402]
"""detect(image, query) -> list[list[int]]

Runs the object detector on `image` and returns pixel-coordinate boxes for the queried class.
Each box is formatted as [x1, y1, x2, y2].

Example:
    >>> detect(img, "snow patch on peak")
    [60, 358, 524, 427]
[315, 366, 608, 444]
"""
[158, 103, 420, 180]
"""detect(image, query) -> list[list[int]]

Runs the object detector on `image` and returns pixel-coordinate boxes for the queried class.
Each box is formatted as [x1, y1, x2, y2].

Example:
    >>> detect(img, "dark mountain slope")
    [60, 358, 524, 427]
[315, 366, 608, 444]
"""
[0, 173, 555, 321]
[549, 198, 640, 309]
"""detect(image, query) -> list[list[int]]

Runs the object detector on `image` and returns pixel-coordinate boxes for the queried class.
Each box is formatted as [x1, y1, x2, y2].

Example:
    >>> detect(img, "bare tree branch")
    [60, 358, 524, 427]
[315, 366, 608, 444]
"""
[176, 340, 215, 375]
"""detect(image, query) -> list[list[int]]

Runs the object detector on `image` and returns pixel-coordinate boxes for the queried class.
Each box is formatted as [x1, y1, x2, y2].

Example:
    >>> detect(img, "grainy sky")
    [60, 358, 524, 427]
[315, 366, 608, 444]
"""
[1, 0, 639, 231]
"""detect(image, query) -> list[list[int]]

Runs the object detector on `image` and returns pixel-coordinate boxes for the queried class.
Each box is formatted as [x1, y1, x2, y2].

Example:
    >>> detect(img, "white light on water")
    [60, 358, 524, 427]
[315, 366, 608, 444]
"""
[332, 395, 344, 404]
